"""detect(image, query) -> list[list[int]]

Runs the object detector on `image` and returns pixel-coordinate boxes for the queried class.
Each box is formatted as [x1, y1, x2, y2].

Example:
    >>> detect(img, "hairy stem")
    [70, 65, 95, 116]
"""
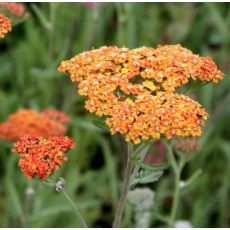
[113, 142, 133, 228]
[169, 169, 181, 227]
[62, 190, 88, 228]
[167, 143, 183, 227]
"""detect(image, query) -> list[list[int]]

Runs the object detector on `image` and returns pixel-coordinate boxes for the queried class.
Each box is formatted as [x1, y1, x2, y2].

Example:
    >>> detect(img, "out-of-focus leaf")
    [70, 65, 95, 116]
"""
[91, 118, 109, 131]
[31, 4, 51, 30]
[5, 155, 25, 225]
[132, 159, 170, 171]
[131, 169, 163, 187]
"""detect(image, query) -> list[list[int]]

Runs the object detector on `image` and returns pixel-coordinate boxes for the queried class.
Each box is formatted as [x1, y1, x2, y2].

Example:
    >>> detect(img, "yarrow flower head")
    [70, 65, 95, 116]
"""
[175, 137, 200, 153]
[12, 135, 75, 179]
[0, 13, 11, 38]
[58, 45, 224, 144]
[0, 109, 70, 141]
[41, 109, 71, 124]
[0, 3, 28, 18]
[83, 2, 96, 8]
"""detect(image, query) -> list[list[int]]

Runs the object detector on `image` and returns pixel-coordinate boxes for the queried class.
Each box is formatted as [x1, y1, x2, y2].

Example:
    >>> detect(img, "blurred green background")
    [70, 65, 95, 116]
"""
[0, 2, 230, 227]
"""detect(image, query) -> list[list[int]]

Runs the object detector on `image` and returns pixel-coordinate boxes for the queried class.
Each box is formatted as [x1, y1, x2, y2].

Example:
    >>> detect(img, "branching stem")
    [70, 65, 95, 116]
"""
[113, 142, 133, 227]
[166, 142, 183, 227]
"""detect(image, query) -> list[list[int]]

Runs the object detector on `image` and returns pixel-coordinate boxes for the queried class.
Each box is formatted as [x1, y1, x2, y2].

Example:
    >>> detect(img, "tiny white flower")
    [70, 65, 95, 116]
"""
[179, 180, 186, 188]
[174, 220, 193, 228]
[25, 187, 35, 196]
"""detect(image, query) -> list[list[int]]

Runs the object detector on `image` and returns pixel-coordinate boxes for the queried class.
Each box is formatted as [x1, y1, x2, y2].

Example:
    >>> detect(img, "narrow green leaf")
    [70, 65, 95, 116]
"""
[31, 4, 52, 30]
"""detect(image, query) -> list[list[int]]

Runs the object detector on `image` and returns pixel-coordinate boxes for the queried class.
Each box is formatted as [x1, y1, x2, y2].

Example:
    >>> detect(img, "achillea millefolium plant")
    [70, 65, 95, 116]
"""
[0, 3, 228, 228]
[58, 44, 224, 227]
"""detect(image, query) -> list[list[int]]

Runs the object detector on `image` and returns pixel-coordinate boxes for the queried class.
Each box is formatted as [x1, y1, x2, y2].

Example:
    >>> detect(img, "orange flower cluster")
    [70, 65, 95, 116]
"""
[12, 135, 75, 179]
[105, 92, 207, 144]
[0, 109, 70, 141]
[58, 45, 224, 144]
[41, 109, 71, 124]
[0, 13, 11, 38]
[0, 3, 27, 18]
[175, 138, 200, 152]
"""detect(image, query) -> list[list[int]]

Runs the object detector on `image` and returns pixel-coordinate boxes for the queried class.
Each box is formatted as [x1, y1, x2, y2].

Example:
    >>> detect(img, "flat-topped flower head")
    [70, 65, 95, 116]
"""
[58, 45, 224, 144]
[12, 135, 75, 179]
[0, 13, 11, 38]
[0, 109, 68, 141]
[175, 137, 200, 153]
[0, 3, 28, 18]
[41, 109, 71, 124]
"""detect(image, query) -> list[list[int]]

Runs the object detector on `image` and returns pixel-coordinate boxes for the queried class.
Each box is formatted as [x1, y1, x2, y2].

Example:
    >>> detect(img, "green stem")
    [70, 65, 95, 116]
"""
[62, 190, 88, 228]
[169, 169, 181, 227]
[42, 179, 87, 227]
[167, 142, 183, 227]
[113, 142, 133, 228]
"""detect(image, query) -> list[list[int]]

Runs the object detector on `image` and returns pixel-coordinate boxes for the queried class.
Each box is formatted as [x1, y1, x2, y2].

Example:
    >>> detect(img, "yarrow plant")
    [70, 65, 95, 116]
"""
[6, 110, 88, 227]
[11, 135, 87, 227]
[41, 109, 71, 124]
[0, 13, 11, 38]
[0, 109, 70, 141]
[58, 44, 224, 227]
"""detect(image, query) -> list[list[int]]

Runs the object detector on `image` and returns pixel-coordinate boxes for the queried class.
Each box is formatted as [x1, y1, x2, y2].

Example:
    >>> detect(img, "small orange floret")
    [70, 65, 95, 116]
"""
[12, 135, 75, 179]
[41, 109, 71, 124]
[58, 45, 224, 144]
[0, 13, 11, 38]
[0, 109, 68, 141]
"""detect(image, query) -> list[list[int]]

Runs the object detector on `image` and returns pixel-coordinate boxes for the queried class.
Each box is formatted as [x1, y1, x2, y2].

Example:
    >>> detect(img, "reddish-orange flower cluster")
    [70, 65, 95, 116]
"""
[0, 3, 28, 18]
[41, 109, 71, 124]
[58, 45, 224, 144]
[175, 138, 200, 153]
[0, 109, 71, 141]
[0, 13, 11, 38]
[12, 135, 75, 179]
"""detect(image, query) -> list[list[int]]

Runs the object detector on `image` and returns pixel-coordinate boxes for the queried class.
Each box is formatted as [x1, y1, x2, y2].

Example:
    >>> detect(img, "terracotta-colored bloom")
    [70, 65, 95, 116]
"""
[175, 138, 200, 152]
[12, 135, 75, 179]
[0, 3, 28, 18]
[41, 109, 71, 124]
[58, 45, 224, 144]
[83, 2, 96, 8]
[0, 13, 11, 38]
[0, 109, 68, 141]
